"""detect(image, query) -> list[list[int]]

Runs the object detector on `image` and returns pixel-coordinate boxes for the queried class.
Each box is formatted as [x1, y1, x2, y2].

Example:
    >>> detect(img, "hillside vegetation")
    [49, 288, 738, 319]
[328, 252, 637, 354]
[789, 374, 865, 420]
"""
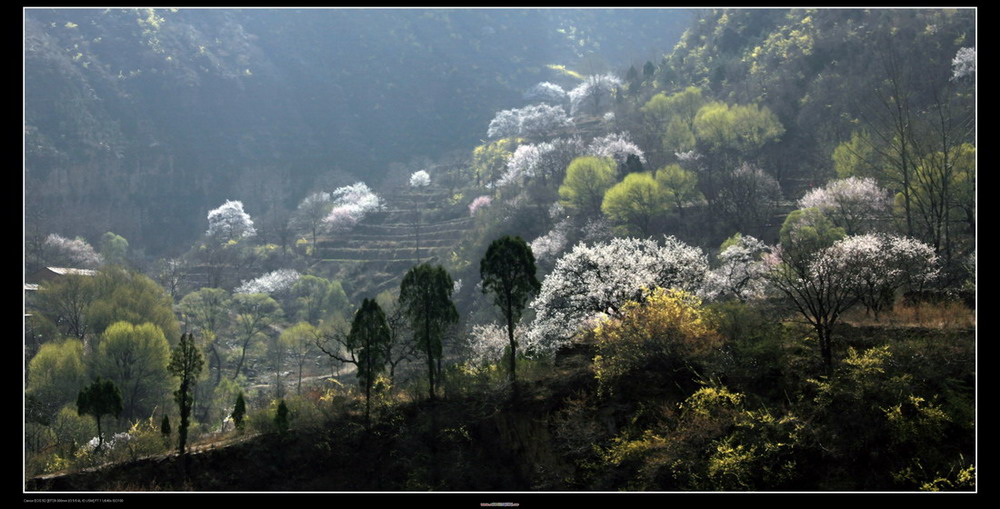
[24, 8, 975, 492]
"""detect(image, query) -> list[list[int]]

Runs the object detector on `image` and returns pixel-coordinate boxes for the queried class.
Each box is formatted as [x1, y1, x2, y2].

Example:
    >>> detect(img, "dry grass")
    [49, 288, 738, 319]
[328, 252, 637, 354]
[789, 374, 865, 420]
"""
[842, 300, 975, 329]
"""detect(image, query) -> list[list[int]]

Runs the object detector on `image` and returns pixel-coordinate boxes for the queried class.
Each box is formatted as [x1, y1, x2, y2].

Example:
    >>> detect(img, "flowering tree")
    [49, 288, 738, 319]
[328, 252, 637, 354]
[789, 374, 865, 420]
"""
[523, 81, 567, 104]
[701, 234, 771, 302]
[323, 182, 383, 233]
[487, 103, 571, 140]
[207, 200, 256, 242]
[43, 234, 103, 268]
[766, 242, 858, 370]
[324, 205, 361, 233]
[568, 74, 622, 117]
[526, 236, 708, 356]
[235, 269, 301, 296]
[586, 132, 647, 168]
[826, 233, 938, 319]
[468, 195, 492, 216]
[500, 137, 585, 188]
[409, 170, 431, 188]
[466, 322, 520, 366]
[951, 47, 975, 81]
[797, 177, 891, 235]
[766, 231, 936, 369]
[530, 217, 572, 263]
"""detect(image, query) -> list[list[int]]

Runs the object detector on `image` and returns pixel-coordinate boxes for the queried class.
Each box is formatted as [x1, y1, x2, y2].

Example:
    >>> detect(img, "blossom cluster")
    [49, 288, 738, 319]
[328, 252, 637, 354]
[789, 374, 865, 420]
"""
[323, 182, 383, 232]
[487, 103, 571, 140]
[530, 218, 572, 261]
[525, 236, 707, 356]
[797, 177, 890, 234]
[701, 235, 771, 302]
[585, 132, 646, 166]
[523, 81, 567, 104]
[235, 268, 302, 295]
[409, 170, 431, 188]
[207, 200, 256, 241]
[499, 137, 584, 188]
[44, 233, 103, 268]
[468, 195, 493, 216]
[568, 74, 622, 116]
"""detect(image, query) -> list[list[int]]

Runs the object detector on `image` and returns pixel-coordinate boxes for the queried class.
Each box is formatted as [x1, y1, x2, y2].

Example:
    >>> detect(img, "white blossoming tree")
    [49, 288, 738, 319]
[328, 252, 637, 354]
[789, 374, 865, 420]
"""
[500, 137, 585, 188]
[525, 236, 708, 356]
[207, 200, 256, 242]
[586, 132, 646, 168]
[767, 232, 937, 369]
[701, 234, 771, 302]
[323, 182, 383, 233]
[523, 81, 568, 104]
[828, 233, 938, 319]
[409, 170, 431, 188]
[798, 177, 891, 235]
[487, 104, 571, 140]
[951, 47, 975, 81]
[466, 322, 523, 366]
[43, 234, 103, 268]
[568, 74, 622, 117]
[530, 217, 572, 263]
[235, 269, 301, 296]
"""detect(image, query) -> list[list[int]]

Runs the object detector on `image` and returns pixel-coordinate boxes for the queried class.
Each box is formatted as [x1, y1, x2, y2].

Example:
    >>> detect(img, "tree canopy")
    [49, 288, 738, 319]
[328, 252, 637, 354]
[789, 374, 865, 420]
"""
[400, 264, 458, 400]
[480, 235, 541, 383]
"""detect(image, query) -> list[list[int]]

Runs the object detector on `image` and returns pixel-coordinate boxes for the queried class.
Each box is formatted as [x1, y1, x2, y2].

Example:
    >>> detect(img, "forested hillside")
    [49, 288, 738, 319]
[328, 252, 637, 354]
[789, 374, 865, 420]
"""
[24, 8, 691, 254]
[24, 8, 975, 494]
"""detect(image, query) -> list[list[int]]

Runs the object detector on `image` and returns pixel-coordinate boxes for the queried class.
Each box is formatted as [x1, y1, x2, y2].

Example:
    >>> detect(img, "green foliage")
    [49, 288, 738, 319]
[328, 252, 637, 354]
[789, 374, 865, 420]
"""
[280, 322, 320, 395]
[778, 207, 846, 263]
[598, 383, 801, 491]
[707, 300, 792, 400]
[232, 392, 246, 430]
[693, 101, 784, 162]
[86, 267, 180, 344]
[832, 130, 878, 179]
[34, 273, 96, 341]
[601, 172, 669, 236]
[348, 298, 390, 427]
[480, 235, 541, 382]
[168, 332, 204, 454]
[274, 399, 290, 434]
[76, 376, 123, 451]
[98, 232, 129, 266]
[178, 288, 231, 337]
[471, 137, 521, 189]
[27, 338, 87, 422]
[230, 292, 283, 380]
[91, 321, 171, 422]
[287, 275, 349, 325]
[558, 156, 617, 217]
[399, 263, 458, 400]
[593, 288, 723, 399]
[640, 87, 706, 156]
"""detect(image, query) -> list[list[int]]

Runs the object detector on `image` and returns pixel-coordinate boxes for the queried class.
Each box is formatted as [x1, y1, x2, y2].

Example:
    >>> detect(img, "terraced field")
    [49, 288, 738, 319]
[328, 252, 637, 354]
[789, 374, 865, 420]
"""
[312, 184, 475, 301]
